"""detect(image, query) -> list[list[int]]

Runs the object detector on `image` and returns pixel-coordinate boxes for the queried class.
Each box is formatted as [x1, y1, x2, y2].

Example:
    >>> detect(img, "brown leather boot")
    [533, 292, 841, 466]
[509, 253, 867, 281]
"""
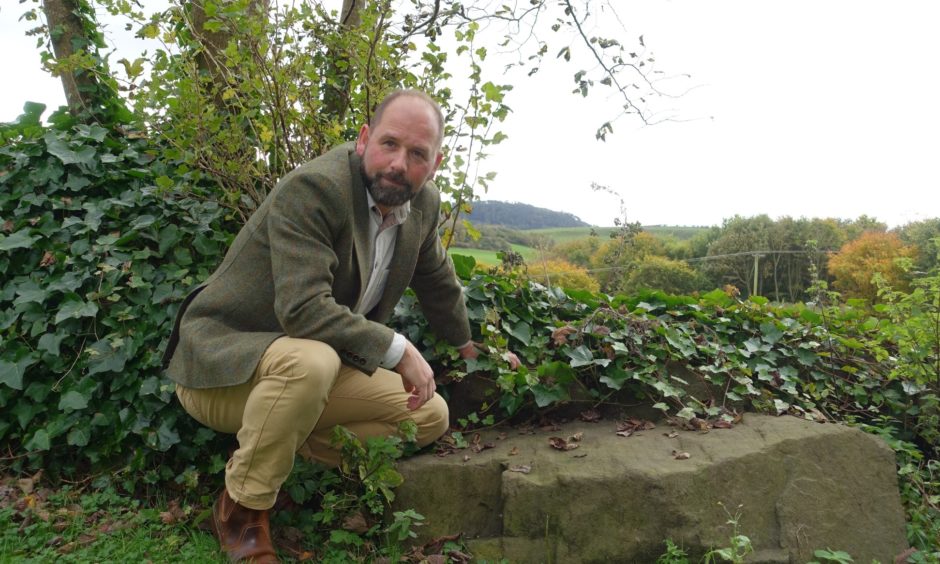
[210, 489, 279, 563]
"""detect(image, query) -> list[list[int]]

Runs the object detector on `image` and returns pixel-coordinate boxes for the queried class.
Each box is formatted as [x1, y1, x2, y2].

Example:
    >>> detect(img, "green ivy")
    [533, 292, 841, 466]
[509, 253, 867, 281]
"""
[0, 106, 235, 481]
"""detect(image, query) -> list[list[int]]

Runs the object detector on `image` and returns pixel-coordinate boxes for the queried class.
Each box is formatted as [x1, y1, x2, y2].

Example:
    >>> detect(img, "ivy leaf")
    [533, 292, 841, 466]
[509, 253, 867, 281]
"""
[760, 322, 784, 345]
[59, 390, 90, 411]
[25, 429, 51, 452]
[566, 345, 595, 367]
[450, 254, 476, 280]
[67, 427, 91, 447]
[0, 353, 38, 390]
[86, 340, 128, 375]
[55, 298, 99, 324]
[44, 132, 96, 165]
[530, 384, 567, 407]
[505, 320, 532, 346]
[0, 229, 38, 251]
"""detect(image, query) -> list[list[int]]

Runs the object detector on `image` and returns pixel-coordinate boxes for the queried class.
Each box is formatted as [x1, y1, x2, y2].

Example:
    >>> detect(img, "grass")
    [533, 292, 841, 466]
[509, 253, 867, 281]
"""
[0, 479, 224, 563]
[449, 244, 541, 266]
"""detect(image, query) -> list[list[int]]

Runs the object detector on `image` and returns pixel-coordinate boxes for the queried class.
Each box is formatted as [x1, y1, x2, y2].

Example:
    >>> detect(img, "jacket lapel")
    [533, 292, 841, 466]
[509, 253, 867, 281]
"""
[349, 151, 372, 304]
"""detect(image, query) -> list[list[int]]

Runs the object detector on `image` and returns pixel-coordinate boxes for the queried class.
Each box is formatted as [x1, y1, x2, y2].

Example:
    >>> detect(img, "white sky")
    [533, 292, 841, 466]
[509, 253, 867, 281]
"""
[3, 1, 938, 228]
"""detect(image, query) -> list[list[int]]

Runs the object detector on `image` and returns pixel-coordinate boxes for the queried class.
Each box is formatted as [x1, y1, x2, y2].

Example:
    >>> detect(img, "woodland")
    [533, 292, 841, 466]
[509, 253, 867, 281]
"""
[0, 0, 939, 561]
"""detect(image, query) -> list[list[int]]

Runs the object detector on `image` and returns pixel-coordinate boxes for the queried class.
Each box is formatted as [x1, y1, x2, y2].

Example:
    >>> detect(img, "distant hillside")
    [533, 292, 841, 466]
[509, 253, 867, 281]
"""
[468, 200, 589, 229]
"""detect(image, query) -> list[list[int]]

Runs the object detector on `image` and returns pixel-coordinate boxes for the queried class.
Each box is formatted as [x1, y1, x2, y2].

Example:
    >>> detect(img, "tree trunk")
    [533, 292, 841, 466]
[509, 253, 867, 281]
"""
[42, 0, 99, 115]
[322, 0, 365, 122]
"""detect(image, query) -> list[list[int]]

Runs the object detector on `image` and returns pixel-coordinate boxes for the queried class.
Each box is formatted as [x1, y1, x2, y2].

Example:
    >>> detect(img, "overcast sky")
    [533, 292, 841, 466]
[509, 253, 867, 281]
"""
[3, 1, 938, 228]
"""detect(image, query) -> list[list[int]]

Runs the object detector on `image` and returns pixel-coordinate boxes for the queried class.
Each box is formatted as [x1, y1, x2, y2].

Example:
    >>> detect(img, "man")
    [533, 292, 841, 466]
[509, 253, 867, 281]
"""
[164, 90, 511, 562]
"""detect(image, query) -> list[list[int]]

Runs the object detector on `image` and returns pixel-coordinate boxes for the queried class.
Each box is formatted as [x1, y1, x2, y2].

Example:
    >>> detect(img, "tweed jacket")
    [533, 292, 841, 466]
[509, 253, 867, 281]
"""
[163, 143, 472, 389]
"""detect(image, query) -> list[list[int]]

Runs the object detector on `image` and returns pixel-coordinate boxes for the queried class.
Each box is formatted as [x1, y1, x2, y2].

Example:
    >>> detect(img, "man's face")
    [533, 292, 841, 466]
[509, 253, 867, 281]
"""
[356, 96, 443, 209]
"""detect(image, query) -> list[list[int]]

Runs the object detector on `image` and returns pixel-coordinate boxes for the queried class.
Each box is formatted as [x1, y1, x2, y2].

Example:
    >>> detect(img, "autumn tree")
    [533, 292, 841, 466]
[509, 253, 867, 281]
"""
[828, 232, 915, 301]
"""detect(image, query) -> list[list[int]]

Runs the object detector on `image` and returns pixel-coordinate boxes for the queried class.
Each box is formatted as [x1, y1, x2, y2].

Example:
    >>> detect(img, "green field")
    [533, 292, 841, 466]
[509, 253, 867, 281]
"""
[526, 225, 708, 244]
[449, 243, 539, 266]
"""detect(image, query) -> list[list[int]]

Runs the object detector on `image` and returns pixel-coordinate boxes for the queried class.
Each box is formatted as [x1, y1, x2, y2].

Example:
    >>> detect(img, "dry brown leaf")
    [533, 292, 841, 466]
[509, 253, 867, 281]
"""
[462, 454, 470, 462]
[508, 446, 519, 456]
[579, 409, 602, 422]
[672, 450, 691, 460]
[1, 219, 13, 233]
[568, 432, 583, 442]
[690, 417, 711, 432]
[548, 437, 579, 451]
[615, 430, 633, 438]
[665, 431, 679, 438]
[551, 325, 577, 346]
[342, 512, 370, 534]
[40, 251, 56, 268]
[713, 419, 733, 429]
[508, 465, 531, 474]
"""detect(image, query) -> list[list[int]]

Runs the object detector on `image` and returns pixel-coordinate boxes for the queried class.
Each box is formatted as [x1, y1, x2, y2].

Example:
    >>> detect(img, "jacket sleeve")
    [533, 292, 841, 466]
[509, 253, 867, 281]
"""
[408, 189, 473, 347]
[268, 170, 393, 375]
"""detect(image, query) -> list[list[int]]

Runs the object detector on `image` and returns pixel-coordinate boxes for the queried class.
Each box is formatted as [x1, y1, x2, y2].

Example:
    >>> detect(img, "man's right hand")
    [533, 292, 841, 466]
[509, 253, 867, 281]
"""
[394, 340, 435, 410]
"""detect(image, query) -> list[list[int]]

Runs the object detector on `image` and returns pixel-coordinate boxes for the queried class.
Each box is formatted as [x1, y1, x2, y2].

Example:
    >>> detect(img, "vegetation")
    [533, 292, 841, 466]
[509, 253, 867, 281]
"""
[466, 200, 588, 229]
[4, 0, 940, 561]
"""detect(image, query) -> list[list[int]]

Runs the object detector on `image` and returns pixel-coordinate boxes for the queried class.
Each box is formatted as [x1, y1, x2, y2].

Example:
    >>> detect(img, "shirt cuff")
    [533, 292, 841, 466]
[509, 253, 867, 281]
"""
[379, 332, 407, 369]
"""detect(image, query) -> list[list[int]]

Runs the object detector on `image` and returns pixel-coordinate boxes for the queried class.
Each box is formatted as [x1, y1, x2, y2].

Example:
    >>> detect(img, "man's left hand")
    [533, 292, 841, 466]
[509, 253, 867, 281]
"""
[458, 341, 521, 369]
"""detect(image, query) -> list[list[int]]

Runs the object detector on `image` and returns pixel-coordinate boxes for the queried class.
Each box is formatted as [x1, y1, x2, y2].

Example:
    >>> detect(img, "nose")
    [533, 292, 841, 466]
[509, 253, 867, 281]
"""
[388, 148, 407, 173]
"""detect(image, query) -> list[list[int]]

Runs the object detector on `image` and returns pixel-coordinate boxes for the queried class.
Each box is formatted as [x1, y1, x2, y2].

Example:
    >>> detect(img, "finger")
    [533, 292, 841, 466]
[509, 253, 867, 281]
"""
[407, 392, 421, 411]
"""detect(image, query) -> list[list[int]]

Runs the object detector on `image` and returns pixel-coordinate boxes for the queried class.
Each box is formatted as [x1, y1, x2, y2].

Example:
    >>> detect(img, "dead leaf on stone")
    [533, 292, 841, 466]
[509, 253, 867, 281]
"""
[551, 325, 577, 346]
[616, 430, 633, 438]
[616, 418, 655, 435]
[712, 419, 734, 429]
[548, 437, 579, 451]
[469, 433, 495, 454]
[496, 432, 508, 440]
[426, 555, 448, 564]
[690, 417, 711, 432]
[342, 512, 370, 534]
[568, 432, 583, 443]
[508, 446, 519, 456]
[462, 454, 471, 462]
[665, 431, 679, 438]
[672, 450, 691, 460]
[579, 409, 602, 422]
[509, 465, 531, 474]
[517, 424, 536, 435]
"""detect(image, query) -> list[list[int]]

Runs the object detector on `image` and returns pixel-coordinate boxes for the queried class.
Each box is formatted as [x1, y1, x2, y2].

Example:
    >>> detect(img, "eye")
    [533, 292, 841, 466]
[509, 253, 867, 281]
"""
[410, 149, 428, 161]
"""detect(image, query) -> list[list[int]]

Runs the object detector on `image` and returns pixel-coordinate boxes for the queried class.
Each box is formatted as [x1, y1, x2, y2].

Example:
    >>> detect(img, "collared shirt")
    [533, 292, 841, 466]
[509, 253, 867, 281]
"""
[353, 191, 408, 368]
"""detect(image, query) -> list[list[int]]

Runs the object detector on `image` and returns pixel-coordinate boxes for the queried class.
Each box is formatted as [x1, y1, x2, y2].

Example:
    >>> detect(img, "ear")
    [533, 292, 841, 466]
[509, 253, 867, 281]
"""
[429, 151, 444, 178]
[355, 125, 370, 156]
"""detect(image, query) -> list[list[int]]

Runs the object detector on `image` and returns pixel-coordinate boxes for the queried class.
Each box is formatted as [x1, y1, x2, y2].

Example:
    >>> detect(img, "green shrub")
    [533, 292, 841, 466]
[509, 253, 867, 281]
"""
[0, 106, 235, 482]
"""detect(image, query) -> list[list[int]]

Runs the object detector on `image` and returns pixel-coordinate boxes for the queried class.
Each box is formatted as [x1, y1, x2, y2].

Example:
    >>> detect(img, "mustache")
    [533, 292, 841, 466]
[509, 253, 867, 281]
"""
[375, 171, 408, 187]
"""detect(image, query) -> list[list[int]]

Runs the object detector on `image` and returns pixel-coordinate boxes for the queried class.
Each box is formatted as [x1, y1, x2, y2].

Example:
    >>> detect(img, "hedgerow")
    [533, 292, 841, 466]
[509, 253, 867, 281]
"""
[0, 105, 235, 483]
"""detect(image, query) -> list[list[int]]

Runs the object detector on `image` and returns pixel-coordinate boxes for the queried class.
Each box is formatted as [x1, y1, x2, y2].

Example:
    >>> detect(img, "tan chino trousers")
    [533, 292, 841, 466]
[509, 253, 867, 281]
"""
[175, 337, 449, 510]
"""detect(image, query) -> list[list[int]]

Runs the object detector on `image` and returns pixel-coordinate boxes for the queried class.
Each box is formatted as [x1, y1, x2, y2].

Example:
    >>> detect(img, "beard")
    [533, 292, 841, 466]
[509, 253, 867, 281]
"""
[360, 161, 420, 207]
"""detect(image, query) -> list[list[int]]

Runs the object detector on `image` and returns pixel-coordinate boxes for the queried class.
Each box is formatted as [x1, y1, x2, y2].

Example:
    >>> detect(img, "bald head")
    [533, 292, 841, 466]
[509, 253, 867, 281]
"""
[371, 90, 444, 151]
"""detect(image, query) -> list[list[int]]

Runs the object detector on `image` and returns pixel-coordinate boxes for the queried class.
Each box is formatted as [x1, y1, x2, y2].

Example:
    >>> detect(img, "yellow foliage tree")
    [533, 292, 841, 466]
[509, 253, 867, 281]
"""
[828, 232, 914, 301]
[528, 259, 600, 293]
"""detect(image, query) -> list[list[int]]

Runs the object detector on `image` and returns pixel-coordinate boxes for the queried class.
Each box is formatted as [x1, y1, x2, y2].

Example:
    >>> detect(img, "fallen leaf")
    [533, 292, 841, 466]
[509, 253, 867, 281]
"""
[690, 417, 711, 432]
[616, 430, 633, 438]
[568, 432, 583, 442]
[712, 419, 733, 429]
[40, 251, 56, 268]
[665, 431, 679, 438]
[1, 219, 13, 232]
[548, 437, 579, 451]
[579, 409, 602, 422]
[551, 325, 577, 346]
[509, 465, 531, 474]
[616, 418, 655, 435]
[462, 455, 470, 462]
[496, 432, 508, 440]
[342, 512, 369, 534]
[508, 446, 519, 456]
[672, 450, 691, 460]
